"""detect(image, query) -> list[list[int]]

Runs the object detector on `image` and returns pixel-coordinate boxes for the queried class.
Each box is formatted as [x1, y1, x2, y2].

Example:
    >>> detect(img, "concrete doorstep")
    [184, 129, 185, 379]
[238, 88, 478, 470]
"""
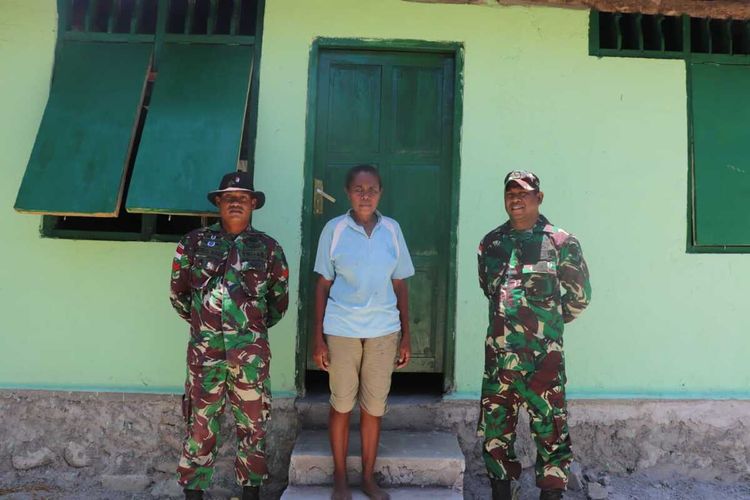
[281, 485, 463, 499]
[284, 430, 465, 498]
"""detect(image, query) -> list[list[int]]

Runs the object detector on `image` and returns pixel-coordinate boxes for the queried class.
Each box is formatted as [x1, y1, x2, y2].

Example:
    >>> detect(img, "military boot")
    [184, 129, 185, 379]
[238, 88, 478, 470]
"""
[490, 478, 512, 500]
[242, 485, 260, 500]
[539, 489, 563, 500]
[183, 489, 203, 500]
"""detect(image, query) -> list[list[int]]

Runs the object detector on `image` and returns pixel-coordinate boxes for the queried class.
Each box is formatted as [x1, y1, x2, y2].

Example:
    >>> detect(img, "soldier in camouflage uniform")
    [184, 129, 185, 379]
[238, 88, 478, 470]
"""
[477, 170, 591, 500]
[170, 172, 289, 500]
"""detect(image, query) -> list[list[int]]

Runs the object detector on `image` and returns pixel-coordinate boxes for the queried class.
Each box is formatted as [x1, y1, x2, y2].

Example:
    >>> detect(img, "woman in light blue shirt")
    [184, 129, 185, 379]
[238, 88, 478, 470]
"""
[313, 164, 415, 500]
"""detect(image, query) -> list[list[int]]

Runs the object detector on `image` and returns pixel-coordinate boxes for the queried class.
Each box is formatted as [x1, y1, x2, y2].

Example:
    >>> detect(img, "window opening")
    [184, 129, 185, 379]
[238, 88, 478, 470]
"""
[166, 0, 255, 35]
[591, 11, 750, 58]
[66, 0, 159, 34]
[42, 0, 258, 241]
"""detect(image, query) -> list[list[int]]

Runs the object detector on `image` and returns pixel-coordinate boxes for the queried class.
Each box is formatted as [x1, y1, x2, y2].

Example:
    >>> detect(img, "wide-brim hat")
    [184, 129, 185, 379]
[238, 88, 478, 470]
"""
[207, 171, 266, 209]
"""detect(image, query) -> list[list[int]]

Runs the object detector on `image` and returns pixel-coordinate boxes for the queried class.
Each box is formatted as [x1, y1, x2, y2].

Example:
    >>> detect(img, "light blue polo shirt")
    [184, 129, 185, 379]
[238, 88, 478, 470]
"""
[314, 211, 415, 339]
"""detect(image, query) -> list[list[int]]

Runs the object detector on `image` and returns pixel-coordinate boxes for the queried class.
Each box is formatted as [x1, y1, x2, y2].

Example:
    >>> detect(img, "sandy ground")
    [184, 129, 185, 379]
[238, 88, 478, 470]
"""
[469, 468, 750, 500]
[1, 468, 750, 500]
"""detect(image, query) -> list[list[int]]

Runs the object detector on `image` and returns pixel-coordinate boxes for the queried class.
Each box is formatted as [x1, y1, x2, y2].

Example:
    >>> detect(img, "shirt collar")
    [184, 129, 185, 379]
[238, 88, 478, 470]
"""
[209, 222, 254, 240]
[345, 209, 382, 235]
[500, 214, 551, 235]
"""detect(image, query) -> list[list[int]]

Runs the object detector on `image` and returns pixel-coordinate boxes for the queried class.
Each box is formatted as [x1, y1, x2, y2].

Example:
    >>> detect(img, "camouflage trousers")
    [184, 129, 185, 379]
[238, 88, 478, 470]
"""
[477, 351, 572, 490]
[177, 360, 271, 490]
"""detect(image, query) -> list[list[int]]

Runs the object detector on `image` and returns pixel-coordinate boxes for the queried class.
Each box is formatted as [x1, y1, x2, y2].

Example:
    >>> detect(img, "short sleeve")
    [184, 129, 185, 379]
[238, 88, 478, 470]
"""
[313, 221, 335, 280]
[392, 223, 415, 280]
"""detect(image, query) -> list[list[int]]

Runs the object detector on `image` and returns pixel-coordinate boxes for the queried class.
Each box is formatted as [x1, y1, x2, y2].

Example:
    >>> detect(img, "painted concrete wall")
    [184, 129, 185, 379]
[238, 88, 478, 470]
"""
[1, 0, 747, 397]
[0, 0, 294, 395]
[254, 0, 748, 398]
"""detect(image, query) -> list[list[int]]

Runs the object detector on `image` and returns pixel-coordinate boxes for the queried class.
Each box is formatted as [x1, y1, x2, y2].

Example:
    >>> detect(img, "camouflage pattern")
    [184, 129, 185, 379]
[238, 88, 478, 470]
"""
[170, 223, 289, 489]
[477, 215, 591, 490]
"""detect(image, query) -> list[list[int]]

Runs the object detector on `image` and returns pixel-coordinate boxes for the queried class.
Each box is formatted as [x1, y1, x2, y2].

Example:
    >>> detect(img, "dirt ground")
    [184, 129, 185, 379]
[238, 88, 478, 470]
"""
[1, 467, 750, 500]
[470, 468, 750, 500]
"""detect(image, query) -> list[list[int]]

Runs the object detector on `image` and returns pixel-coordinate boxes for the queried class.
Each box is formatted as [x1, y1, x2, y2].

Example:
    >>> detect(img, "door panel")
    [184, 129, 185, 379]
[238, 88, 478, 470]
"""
[387, 163, 441, 255]
[327, 64, 382, 154]
[306, 49, 455, 374]
[391, 66, 444, 155]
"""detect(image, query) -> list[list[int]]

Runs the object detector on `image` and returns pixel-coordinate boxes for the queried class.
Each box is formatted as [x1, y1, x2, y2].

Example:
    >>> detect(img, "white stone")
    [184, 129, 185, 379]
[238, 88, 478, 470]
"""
[101, 474, 152, 492]
[12, 447, 54, 470]
[153, 461, 176, 474]
[150, 478, 183, 498]
[568, 461, 584, 491]
[587, 481, 609, 500]
[63, 442, 90, 468]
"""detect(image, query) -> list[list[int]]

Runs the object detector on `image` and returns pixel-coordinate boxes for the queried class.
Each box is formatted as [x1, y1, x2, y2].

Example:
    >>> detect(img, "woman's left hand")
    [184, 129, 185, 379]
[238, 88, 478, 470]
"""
[396, 337, 411, 369]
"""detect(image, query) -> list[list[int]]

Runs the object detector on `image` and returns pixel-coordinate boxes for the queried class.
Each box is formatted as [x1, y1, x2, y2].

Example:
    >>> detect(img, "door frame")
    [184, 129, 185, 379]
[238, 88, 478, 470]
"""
[296, 37, 464, 395]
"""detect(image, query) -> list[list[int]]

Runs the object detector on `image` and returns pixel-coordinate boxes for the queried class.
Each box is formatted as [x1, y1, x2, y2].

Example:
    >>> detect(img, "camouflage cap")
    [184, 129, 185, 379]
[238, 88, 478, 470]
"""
[504, 170, 540, 192]
[207, 171, 266, 209]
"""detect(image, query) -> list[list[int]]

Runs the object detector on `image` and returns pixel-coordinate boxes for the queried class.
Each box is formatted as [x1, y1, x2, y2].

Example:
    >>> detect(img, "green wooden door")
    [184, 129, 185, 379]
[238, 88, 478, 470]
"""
[306, 49, 455, 373]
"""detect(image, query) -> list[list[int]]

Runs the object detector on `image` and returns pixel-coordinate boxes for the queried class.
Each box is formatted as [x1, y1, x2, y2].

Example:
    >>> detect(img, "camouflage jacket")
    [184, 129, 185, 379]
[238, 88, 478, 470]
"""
[170, 223, 289, 367]
[477, 215, 591, 372]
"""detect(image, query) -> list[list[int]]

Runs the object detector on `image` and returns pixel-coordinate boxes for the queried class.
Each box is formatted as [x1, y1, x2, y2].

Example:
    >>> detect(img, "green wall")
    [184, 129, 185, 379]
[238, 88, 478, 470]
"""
[1, 0, 747, 397]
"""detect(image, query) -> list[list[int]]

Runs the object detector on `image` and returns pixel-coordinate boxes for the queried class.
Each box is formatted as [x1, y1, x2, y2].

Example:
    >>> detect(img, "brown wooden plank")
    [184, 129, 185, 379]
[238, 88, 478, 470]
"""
[406, 0, 750, 20]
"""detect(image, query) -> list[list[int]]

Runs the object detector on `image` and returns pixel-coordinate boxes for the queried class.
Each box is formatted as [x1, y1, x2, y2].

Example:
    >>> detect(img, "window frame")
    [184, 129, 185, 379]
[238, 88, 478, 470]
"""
[686, 59, 750, 254]
[41, 214, 220, 242]
[37, 0, 265, 242]
[590, 9, 750, 253]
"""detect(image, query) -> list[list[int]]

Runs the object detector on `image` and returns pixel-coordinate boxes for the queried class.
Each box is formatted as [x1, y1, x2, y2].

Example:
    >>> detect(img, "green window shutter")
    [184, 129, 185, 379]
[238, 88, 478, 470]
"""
[690, 62, 750, 247]
[14, 41, 151, 216]
[125, 43, 253, 215]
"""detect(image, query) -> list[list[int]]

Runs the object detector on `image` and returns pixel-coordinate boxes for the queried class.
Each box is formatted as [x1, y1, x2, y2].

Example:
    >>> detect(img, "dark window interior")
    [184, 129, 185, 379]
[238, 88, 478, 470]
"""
[593, 12, 750, 56]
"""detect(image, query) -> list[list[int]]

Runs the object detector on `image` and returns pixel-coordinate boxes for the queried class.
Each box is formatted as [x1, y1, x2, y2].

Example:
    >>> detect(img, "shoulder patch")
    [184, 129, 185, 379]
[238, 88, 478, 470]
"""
[547, 227, 572, 247]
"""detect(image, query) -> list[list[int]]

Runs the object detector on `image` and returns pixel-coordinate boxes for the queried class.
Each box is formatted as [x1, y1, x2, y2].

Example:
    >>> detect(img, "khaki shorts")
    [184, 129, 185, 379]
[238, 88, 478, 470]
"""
[325, 331, 400, 417]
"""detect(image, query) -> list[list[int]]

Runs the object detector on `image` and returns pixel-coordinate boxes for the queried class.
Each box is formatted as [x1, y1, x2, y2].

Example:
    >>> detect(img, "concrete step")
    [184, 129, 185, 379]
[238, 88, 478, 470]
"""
[288, 430, 464, 491]
[281, 485, 463, 499]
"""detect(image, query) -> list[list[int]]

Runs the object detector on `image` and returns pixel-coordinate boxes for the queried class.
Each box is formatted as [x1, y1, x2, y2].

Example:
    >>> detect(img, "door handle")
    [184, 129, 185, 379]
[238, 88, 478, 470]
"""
[314, 179, 336, 215]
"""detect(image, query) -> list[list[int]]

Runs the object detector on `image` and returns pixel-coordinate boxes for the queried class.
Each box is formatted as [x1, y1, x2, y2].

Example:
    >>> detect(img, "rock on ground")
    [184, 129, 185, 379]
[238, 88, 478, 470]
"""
[63, 442, 90, 468]
[568, 462, 584, 492]
[587, 481, 609, 499]
[150, 478, 183, 498]
[100, 473, 152, 492]
[11, 447, 55, 470]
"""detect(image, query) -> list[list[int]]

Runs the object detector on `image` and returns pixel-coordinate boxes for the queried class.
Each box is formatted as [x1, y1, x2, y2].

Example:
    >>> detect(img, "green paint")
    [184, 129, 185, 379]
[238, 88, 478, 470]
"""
[2, 0, 750, 397]
[689, 61, 750, 249]
[15, 41, 151, 216]
[61, 32, 155, 43]
[126, 43, 253, 215]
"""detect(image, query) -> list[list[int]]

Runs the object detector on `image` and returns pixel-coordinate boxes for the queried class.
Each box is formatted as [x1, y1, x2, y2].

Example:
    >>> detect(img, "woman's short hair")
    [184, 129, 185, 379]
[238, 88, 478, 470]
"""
[345, 164, 382, 189]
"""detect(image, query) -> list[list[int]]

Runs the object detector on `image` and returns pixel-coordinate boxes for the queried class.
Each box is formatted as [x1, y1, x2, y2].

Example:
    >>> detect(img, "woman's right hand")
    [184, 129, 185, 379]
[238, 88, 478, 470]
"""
[313, 338, 330, 371]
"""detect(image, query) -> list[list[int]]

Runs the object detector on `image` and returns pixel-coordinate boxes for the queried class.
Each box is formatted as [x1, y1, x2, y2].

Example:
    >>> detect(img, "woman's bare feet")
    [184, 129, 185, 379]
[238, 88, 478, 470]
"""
[361, 476, 390, 500]
[331, 475, 352, 500]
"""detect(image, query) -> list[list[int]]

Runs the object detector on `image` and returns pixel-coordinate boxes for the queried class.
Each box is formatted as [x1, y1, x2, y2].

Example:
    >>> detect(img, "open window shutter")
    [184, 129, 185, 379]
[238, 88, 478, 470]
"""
[125, 43, 253, 215]
[14, 41, 151, 217]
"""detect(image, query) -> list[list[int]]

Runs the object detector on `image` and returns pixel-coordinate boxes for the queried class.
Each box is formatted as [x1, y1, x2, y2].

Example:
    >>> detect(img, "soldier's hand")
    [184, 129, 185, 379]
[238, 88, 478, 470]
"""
[313, 338, 330, 371]
[395, 337, 411, 369]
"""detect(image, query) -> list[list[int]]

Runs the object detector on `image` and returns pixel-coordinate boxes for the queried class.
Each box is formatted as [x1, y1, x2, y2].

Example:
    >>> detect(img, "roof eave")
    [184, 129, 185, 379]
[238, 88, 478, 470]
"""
[406, 0, 750, 20]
